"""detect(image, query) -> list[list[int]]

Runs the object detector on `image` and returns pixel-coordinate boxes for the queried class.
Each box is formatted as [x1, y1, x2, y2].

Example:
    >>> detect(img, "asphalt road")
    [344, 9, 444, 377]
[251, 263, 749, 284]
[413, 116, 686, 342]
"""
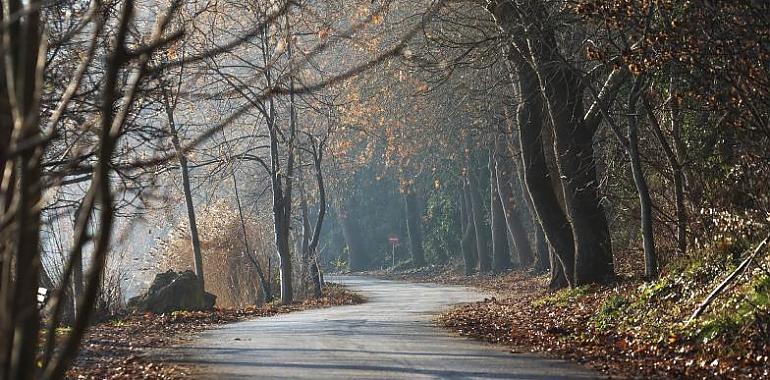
[165, 276, 600, 379]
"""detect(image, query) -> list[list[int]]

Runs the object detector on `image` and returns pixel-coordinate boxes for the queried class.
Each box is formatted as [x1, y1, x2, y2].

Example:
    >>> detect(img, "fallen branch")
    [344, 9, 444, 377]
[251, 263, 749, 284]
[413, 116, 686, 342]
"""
[688, 235, 770, 323]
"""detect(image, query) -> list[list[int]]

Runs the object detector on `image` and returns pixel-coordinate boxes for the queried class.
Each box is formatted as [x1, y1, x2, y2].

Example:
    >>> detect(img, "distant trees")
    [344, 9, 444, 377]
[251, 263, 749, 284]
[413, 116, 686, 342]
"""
[320, 0, 769, 294]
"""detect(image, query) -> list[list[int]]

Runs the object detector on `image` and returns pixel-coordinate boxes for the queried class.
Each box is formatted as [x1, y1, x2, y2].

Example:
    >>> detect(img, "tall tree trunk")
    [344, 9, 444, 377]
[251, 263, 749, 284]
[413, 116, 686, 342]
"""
[495, 136, 535, 268]
[0, 67, 11, 370]
[516, 69, 573, 284]
[162, 87, 204, 288]
[1, 8, 44, 377]
[489, 2, 574, 285]
[529, 32, 614, 286]
[643, 92, 687, 256]
[460, 185, 478, 275]
[491, 0, 618, 286]
[404, 186, 426, 267]
[507, 46, 574, 286]
[532, 223, 549, 273]
[268, 17, 298, 305]
[490, 153, 512, 272]
[467, 169, 491, 272]
[505, 118, 550, 273]
[276, 212, 293, 305]
[669, 92, 688, 255]
[340, 208, 368, 271]
[627, 77, 657, 279]
[306, 140, 327, 298]
[71, 203, 85, 321]
[299, 181, 313, 296]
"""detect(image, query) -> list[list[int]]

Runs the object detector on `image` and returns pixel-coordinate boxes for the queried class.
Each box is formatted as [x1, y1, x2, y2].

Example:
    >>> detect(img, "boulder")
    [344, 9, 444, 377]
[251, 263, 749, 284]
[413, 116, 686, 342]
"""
[128, 270, 215, 314]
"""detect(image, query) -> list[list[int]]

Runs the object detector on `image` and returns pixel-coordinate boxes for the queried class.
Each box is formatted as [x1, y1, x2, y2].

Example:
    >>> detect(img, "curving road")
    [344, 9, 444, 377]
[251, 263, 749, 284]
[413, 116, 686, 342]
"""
[164, 276, 600, 379]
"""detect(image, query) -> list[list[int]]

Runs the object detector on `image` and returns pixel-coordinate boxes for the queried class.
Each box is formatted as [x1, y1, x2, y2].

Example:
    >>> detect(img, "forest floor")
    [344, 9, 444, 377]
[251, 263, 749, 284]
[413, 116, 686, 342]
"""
[63, 284, 364, 379]
[370, 255, 770, 380]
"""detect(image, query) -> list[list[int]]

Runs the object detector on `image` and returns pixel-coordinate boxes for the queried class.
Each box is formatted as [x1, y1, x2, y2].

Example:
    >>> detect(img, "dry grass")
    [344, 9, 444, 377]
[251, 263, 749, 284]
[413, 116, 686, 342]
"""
[158, 201, 275, 308]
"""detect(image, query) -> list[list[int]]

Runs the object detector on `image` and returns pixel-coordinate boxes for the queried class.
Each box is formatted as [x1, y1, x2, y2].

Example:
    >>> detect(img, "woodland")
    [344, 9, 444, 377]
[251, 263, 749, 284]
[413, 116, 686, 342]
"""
[1, 0, 769, 379]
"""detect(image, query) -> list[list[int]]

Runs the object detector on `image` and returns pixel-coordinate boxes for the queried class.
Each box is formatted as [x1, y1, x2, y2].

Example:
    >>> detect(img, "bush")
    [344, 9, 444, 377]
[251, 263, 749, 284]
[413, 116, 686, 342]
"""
[158, 201, 274, 308]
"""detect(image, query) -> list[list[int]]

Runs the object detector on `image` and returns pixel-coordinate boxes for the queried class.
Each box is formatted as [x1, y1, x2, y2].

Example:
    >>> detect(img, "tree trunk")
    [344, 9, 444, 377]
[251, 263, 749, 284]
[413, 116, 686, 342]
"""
[670, 94, 688, 255]
[2, 10, 44, 377]
[269, 16, 297, 305]
[162, 87, 205, 288]
[495, 136, 535, 268]
[548, 247, 569, 289]
[491, 0, 615, 286]
[529, 32, 614, 286]
[467, 168, 491, 272]
[490, 153, 512, 272]
[299, 182, 313, 295]
[627, 77, 657, 279]
[509, 50, 574, 286]
[340, 207, 368, 271]
[488, 2, 574, 285]
[643, 93, 687, 256]
[532, 223, 549, 273]
[460, 185, 478, 275]
[505, 120, 550, 273]
[404, 186, 426, 267]
[307, 140, 327, 298]
[268, 137, 292, 305]
[71, 203, 85, 321]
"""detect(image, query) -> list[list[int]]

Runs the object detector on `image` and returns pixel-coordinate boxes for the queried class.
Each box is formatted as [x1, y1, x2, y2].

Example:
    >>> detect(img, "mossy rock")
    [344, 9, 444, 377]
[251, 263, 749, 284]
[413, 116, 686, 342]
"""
[128, 270, 215, 314]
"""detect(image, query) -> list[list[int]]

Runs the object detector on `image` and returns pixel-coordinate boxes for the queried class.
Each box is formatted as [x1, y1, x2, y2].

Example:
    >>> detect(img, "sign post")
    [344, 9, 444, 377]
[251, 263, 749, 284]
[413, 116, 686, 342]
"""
[387, 233, 400, 267]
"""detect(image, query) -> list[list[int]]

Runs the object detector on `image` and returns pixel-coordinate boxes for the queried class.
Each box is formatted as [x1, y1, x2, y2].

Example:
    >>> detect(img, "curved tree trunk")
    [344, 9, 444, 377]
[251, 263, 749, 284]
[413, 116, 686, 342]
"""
[489, 2, 574, 286]
[546, 83, 614, 284]
[490, 0, 618, 286]
[307, 142, 328, 298]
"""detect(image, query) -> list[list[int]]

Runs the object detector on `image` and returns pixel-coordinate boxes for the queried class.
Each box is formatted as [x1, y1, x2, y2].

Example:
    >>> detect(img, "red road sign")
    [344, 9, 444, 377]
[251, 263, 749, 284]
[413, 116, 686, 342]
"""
[388, 234, 400, 246]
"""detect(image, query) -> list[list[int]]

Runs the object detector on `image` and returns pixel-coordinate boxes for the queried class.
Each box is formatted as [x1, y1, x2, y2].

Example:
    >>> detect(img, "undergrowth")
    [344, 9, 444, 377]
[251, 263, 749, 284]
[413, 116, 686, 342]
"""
[579, 239, 770, 360]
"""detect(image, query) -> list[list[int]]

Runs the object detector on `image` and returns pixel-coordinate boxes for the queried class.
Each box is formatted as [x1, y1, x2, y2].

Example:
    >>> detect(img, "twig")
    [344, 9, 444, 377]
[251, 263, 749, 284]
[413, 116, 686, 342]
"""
[688, 235, 770, 323]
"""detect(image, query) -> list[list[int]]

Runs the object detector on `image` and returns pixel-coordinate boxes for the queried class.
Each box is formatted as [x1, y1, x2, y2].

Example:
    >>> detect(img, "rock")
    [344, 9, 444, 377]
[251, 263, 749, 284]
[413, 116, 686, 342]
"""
[128, 270, 215, 313]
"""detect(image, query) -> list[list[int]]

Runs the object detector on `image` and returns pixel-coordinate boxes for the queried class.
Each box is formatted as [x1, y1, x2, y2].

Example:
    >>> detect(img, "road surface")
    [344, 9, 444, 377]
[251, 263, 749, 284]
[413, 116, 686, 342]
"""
[164, 276, 600, 379]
